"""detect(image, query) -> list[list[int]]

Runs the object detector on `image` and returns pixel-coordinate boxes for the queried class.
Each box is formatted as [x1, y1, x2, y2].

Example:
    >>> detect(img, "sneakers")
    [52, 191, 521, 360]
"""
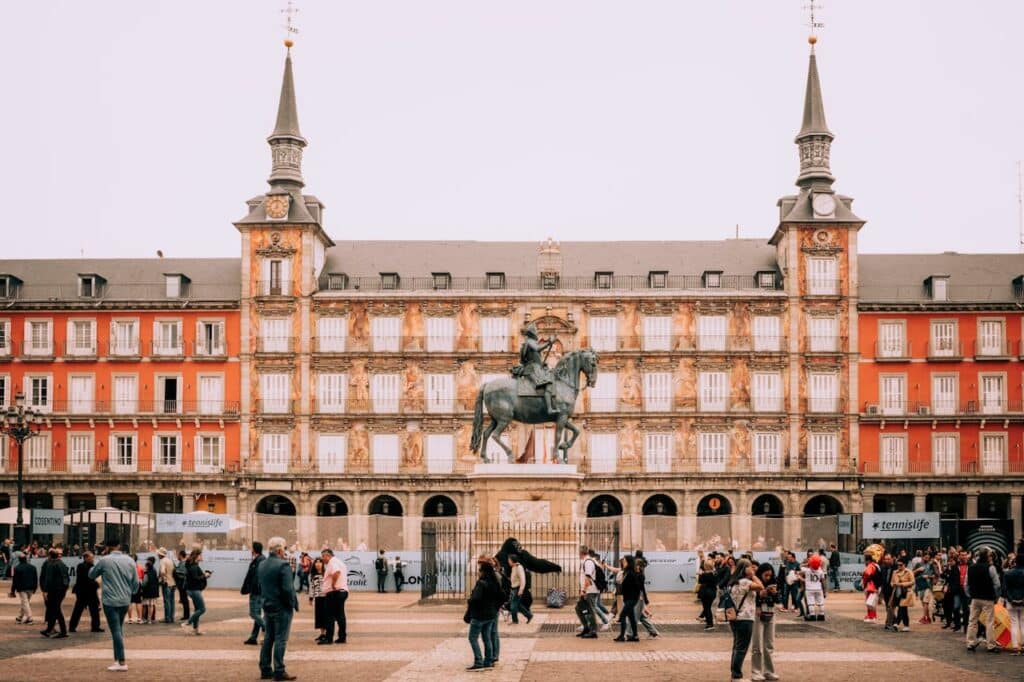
[600, 623, 611, 631]
[180, 622, 191, 633]
[898, 626, 910, 632]
[107, 664, 128, 673]
[764, 675, 780, 681]
[704, 625, 715, 631]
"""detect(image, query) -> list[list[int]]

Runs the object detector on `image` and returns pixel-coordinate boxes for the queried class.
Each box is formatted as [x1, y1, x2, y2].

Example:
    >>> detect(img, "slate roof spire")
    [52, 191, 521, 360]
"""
[794, 37, 834, 190]
[267, 42, 307, 189]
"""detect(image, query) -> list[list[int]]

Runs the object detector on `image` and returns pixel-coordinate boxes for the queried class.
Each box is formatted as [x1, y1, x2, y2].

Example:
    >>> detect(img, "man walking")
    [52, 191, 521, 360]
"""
[965, 546, 1000, 652]
[258, 536, 298, 681]
[828, 544, 841, 591]
[68, 550, 102, 633]
[39, 548, 69, 638]
[157, 548, 176, 623]
[575, 546, 599, 638]
[508, 554, 533, 625]
[10, 551, 38, 624]
[321, 549, 348, 644]
[242, 541, 266, 645]
[375, 549, 389, 593]
[89, 536, 140, 673]
[174, 549, 191, 621]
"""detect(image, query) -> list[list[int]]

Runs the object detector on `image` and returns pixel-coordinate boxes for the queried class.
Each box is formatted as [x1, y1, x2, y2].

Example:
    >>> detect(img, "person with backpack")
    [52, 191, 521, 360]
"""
[173, 549, 190, 621]
[375, 549, 389, 593]
[507, 554, 533, 625]
[1004, 552, 1024, 653]
[575, 546, 600, 639]
[180, 548, 210, 635]
[140, 556, 160, 624]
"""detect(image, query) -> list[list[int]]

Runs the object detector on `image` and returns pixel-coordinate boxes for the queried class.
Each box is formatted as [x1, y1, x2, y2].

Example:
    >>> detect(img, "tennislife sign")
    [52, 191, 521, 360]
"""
[862, 512, 941, 539]
[156, 513, 231, 534]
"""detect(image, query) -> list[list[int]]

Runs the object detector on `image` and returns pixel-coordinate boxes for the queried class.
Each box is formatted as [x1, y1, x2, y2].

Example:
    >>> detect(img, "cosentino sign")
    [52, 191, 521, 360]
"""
[862, 512, 941, 540]
[31, 509, 65, 534]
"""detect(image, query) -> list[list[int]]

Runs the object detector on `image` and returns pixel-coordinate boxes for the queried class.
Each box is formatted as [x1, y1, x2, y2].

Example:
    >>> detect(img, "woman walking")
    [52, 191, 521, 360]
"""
[465, 559, 503, 671]
[751, 563, 779, 681]
[727, 558, 763, 681]
[309, 557, 328, 643]
[140, 556, 160, 624]
[698, 560, 718, 631]
[128, 555, 144, 624]
[180, 549, 210, 635]
[890, 557, 916, 632]
[613, 555, 642, 642]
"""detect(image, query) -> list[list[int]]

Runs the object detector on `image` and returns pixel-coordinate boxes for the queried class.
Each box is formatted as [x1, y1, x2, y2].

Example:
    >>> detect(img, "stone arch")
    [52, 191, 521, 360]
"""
[256, 494, 297, 516]
[803, 494, 843, 516]
[696, 493, 733, 516]
[316, 495, 349, 517]
[368, 494, 403, 516]
[423, 495, 458, 518]
[642, 494, 678, 516]
[751, 494, 785, 517]
[585, 494, 624, 518]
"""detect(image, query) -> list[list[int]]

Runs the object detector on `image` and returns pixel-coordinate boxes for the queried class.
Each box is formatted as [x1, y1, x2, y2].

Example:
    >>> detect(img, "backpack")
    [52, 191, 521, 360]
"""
[593, 562, 608, 592]
[375, 557, 388, 573]
[172, 560, 187, 586]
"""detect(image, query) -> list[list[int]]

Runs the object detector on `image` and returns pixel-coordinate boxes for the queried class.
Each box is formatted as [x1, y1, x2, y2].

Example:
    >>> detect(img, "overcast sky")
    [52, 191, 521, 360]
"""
[4, 1, 1023, 259]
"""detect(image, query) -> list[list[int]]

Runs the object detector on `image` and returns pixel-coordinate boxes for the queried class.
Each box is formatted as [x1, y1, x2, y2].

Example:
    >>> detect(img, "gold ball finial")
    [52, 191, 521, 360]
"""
[808, 34, 817, 45]
[284, 38, 294, 48]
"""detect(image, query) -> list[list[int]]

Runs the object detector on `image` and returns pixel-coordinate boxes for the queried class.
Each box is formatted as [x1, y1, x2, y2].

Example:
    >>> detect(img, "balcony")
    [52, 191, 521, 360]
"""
[256, 337, 296, 354]
[149, 340, 185, 359]
[16, 340, 55, 360]
[0, 457, 233, 476]
[861, 400, 1024, 418]
[802, 397, 847, 415]
[859, 459, 1024, 476]
[189, 340, 229, 359]
[805, 279, 842, 297]
[874, 340, 911, 362]
[806, 336, 847, 354]
[256, 399, 298, 415]
[61, 340, 100, 360]
[45, 400, 240, 417]
[927, 340, 963, 361]
[107, 339, 141, 359]
[974, 339, 1012, 360]
[255, 279, 294, 298]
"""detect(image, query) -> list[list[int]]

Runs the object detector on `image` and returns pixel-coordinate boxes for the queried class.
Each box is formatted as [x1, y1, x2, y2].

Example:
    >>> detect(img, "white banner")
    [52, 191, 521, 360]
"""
[32, 508, 64, 534]
[156, 513, 231, 534]
[862, 512, 941, 539]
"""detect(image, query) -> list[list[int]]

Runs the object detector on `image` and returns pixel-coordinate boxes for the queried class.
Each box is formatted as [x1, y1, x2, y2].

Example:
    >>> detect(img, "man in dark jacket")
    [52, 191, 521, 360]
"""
[39, 548, 69, 638]
[878, 553, 896, 631]
[69, 551, 103, 633]
[242, 541, 266, 646]
[258, 537, 298, 681]
[965, 546, 1000, 652]
[10, 552, 38, 624]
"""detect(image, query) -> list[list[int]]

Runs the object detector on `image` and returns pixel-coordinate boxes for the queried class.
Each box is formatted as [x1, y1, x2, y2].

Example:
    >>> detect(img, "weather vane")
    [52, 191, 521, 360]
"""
[803, 2, 825, 45]
[282, 0, 300, 48]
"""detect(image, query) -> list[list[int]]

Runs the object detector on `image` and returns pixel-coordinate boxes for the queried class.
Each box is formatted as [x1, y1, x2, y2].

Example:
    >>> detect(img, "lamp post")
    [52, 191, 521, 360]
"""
[2, 392, 42, 548]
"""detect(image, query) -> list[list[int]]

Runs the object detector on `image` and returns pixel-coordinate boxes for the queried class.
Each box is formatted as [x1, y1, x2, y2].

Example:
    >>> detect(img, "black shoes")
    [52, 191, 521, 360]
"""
[53, 633, 68, 639]
[316, 638, 332, 645]
[580, 631, 598, 639]
[466, 664, 487, 672]
[627, 636, 640, 642]
[244, 638, 259, 645]
[335, 638, 345, 644]
[613, 636, 625, 642]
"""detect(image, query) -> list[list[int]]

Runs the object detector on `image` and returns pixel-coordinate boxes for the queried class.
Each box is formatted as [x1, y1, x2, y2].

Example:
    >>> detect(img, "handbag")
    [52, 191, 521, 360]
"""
[865, 592, 879, 608]
[723, 588, 749, 622]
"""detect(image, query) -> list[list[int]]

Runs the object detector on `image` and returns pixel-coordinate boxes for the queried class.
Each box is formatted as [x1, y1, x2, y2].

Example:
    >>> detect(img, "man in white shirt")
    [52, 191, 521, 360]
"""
[320, 549, 348, 644]
[574, 546, 599, 638]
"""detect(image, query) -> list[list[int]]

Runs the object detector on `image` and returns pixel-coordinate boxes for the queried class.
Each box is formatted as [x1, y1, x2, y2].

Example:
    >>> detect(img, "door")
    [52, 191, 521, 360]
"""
[880, 376, 905, 415]
[162, 377, 179, 414]
[981, 375, 1004, 414]
[199, 376, 223, 414]
[69, 376, 93, 414]
[931, 375, 956, 415]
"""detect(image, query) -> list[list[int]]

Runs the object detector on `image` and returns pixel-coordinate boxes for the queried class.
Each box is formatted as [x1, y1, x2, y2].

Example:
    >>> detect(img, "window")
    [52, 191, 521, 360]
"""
[878, 321, 905, 358]
[589, 433, 617, 474]
[753, 433, 781, 472]
[589, 372, 617, 412]
[156, 435, 180, 472]
[380, 273, 399, 290]
[0, 277, 9, 298]
[372, 434, 400, 473]
[78, 276, 96, 298]
[981, 433, 1006, 475]
[486, 272, 505, 290]
[371, 373, 400, 413]
[697, 315, 727, 351]
[809, 316, 837, 352]
[807, 257, 837, 295]
[260, 318, 289, 353]
[588, 316, 618, 352]
[113, 376, 137, 414]
[0, 375, 7, 408]
[932, 434, 958, 475]
[260, 373, 290, 413]
[196, 435, 223, 473]
[111, 434, 137, 473]
[808, 433, 838, 472]
[648, 271, 667, 289]
[156, 375, 180, 414]
[0, 320, 8, 355]
[196, 321, 225, 355]
[930, 321, 957, 357]
[110, 320, 138, 356]
[753, 316, 781, 352]
[317, 317, 348, 352]
[644, 433, 672, 473]
[68, 375, 94, 414]
[26, 375, 50, 412]
[758, 272, 776, 290]
[426, 373, 455, 413]
[425, 317, 455, 352]
[25, 320, 52, 355]
[980, 374, 1005, 414]
[698, 371, 728, 412]
[808, 373, 837, 413]
[260, 433, 290, 474]
[533, 427, 556, 463]
[317, 434, 347, 474]
[595, 272, 613, 289]
[643, 372, 672, 412]
[67, 320, 96, 356]
[752, 372, 782, 412]
[327, 273, 348, 290]
[198, 375, 224, 414]
[266, 259, 288, 296]
[165, 275, 182, 298]
[880, 375, 906, 415]
[432, 272, 451, 290]
[480, 317, 510, 353]
[370, 317, 401, 352]
[153, 320, 182, 355]
[317, 373, 347, 414]
[931, 375, 957, 415]
[978, 320, 1005, 356]
[698, 432, 727, 472]
[25, 433, 51, 473]
[642, 315, 671, 351]
[930, 277, 948, 302]
[880, 435, 906, 474]
[426, 434, 454, 474]
[68, 434, 94, 474]
[703, 271, 722, 289]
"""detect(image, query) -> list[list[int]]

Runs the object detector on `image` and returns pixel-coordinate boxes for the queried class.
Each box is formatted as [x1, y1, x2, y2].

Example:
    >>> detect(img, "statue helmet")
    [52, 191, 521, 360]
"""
[523, 323, 539, 340]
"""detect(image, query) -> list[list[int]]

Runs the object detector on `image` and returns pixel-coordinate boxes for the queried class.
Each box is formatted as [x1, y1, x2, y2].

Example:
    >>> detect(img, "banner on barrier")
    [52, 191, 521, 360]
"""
[862, 512, 941, 539]
[32, 509, 64, 535]
[156, 513, 231, 534]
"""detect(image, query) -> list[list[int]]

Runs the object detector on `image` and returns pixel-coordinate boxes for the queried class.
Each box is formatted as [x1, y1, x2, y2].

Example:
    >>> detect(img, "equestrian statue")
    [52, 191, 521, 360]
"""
[470, 323, 597, 464]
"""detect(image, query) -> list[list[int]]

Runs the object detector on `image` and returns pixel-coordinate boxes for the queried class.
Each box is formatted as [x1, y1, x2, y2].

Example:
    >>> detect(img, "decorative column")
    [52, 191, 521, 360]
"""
[734, 490, 751, 551]
[785, 491, 802, 549]
[965, 492, 979, 520]
[681, 490, 696, 550]
[913, 493, 927, 513]
[403, 492, 421, 551]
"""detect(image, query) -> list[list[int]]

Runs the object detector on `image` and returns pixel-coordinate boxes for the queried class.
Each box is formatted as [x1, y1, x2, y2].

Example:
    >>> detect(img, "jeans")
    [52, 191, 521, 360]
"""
[44, 589, 67, 634]
[249, 594, 265, 638]
[260, 608, 293, 677]
[161, 584, 176, 622]
[376, 572, 388, 593]
[1009, 605, 1024, 649]
[729, 619, 754, 679]
[69, 592, 101, 631]
[102, 604, 129, 663]
[967, 598, 996, 649]
[896, 605, 909, 627]
[509, 591, 532, 624]
[489, 617, 500, 662]
[635, 600, 658, 635]
[619, 598, 638, 639]
[593, 595, 610, 624]
[828, 566, 840, 591]
[177, 585, 190, 619]
[751, 617, 775, 679]
[468, 618, 495, 666]
[324, 590, 347, 642]
[575, 593, 598, 633]
[788, 585, 805, 616]
[186, 590, 206, 629]
[395, 572, 404, 592]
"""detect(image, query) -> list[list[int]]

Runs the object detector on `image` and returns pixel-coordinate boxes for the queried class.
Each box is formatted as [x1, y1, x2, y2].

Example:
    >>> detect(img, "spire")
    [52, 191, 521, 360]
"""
[794, 38, 834, 190]
[267, 44, 307, 189]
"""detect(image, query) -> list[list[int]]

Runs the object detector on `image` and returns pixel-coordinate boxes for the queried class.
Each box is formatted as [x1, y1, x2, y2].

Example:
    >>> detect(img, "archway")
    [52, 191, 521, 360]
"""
[586, 495, 623, 518]
[801, 495, 842, 554]
[641, 494, 678, 551]
[695, 494, 733, 553]
[751, 494, 784, 517]
[423, 495, 458, 518]
[317, 495, 349, 517]
[368, 495, 404, 551]
[642, 494, 677, 516]
[803, 495, 843, 516]
[750, 494, 785, 552]
[315, 495, 349, 551]
[256, 494, 297, 516]
[253, 495, 298, 548]
[697, 494, 732, 516]
[368, 495, 403, 516]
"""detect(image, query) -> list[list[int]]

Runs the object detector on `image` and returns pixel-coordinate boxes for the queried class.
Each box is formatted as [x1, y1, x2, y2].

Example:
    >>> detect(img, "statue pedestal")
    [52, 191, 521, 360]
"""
[469, 463, 583, 526]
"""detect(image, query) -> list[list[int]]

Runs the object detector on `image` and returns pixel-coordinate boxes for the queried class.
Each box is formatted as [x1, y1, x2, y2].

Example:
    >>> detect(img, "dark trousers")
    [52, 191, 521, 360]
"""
[69, 592, 101, 631]
[259, 608, 293, 678]
[729, 619, 754, 679]
[896, 605, 909, 627]
[619, 598, 638, 638]
[394, 571, 404, 593]
[376, 572, 388, 593]
[44, 589, 67, 635]
[177, 584, 190, 619]
[699, 591, 716, 627]
[324, 590, 347, 642]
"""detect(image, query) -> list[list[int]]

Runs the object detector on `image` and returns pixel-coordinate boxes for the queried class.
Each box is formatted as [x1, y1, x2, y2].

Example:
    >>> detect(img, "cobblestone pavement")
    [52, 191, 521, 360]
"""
[0, 587, 1015, 681]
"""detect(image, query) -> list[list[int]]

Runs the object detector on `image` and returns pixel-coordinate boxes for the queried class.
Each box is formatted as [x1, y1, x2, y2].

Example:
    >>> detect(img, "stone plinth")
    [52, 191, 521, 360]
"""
[469, 463, 583, 526]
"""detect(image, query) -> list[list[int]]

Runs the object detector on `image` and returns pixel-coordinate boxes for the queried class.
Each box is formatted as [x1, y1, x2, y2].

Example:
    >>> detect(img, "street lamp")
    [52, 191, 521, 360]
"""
[1, 392, 42, 548]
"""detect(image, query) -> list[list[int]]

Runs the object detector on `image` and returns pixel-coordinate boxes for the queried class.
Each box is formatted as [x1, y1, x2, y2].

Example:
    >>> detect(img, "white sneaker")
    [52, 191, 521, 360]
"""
[862, 617, 875, 623]
[600, 623, 610, 631]
[107, 663, 128, 672]
[180, 622, 192, 633]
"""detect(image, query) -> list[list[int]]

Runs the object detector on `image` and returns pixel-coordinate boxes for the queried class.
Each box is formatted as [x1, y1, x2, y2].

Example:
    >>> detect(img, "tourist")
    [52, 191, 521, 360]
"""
[751, 562, 779, 682]
[827, 544, 841, 591]
[321, 548, 348, 644]
[181, 548, 210, 635]
[507, 553, 533, 625]
[89, 536, 140, 673]
[258, 536, 299, 681]
[634, 554, 659, 638]
[297, 552, 311, 594]
[242, 541, 266, 645]
[965, 546, 1000, 652]
[727, 558, 763, 681]
[39, 547, 69, 638]
[1004, 552, 1024, 654]
[309, 557, 327, 643]
[394, 555, 406, 593]
[157, 548, 176, 623]
[783, 551, 804, 618]
[877, 553, 897, 631]
[890, 557, 916, 632]
[914, 550, 936, 625]
[613, 555, 641, 642]
[941, 553, 964, 630]
[588, 549, 611, 629]
[174, 549, 191, 621]
[575, 546, 599, 638]
[140, 556, 160, 624]
[375, 549, 389, 593]
[69, 550, 102, 633]
[465, 558, 503, 670]
[698, 559, 718, 631]
[128, 554, 144, 624]
[10, 551, 38, 624]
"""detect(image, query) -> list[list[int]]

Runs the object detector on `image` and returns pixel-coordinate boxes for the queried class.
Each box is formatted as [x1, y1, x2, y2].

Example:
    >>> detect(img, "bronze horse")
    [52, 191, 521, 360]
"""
[470, 349, 598, 464]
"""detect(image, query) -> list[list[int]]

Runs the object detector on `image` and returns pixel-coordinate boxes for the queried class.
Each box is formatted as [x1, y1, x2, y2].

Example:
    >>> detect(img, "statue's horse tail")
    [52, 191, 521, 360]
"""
[469, 388, 485, 453]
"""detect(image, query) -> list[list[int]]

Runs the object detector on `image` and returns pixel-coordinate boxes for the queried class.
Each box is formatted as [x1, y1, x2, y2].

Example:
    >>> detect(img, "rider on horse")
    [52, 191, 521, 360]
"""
[514, 323, 557, 414]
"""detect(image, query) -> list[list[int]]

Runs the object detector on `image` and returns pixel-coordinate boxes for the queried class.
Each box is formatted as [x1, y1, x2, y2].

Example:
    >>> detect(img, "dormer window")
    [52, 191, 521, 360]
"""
[78, 275, 101, 298]
[486, 272, 505, 290]
[164, 274, 189, 298]
[432, 272, 451, 290]
[1013, 275, 1024, 299]
[926, 275, 949, 302]
[757, 271, 777, 290]
[0, 276, 11, 298]
[594, 271, 613, 289]
[703, 271, 722, 289]
[327, 273, 348, 290]
[380, 273, 399, 290]
[648, 271, 667, 289]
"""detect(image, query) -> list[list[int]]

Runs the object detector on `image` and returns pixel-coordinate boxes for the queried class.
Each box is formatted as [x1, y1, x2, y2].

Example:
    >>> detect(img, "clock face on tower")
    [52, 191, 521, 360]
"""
[811, 193, 836, 218]
[265, 194, 289, 221]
